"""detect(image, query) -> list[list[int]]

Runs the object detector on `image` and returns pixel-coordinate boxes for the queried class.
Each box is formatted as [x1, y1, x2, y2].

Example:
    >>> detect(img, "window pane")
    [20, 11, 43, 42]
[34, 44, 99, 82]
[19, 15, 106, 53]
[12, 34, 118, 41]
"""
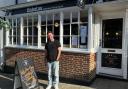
[33, 36, 38, 46]
[79, 24, 88, 48]
[54, 25, 60, 35]
[33, 15, 38, 26]
[47, 25, 53, 32]
[28, 27, 32, 35]
[41, 36, 46, 46]
[23, 36, 27, 45]
[41, 26, 46, 35]
[64, 12, 70, 23]
[47, 14, 53, 24]
[71, 35, 78, 48]
[28, 36, 32, 45]
[13, 36, 16, 44]
[17, 36, 20, 45]
[24, 27, 27, 35]
[63, 36, 70, 47]
[71, 24, 78, 35]
[41, 15, 46, 25]
[63, 24, 70, 35]
[54, 36, 59, 41]
[13, 19, 16, 26]
[13, 27, 16, 35]
[23, 17, 27, 26]
[33, 26, 38, 36]
[9, 36, 12, 44]
[72, 12, 78, 22]
[80, 10, 88, 23]
[28, 16, 32, 26]
[17, 18, 20, 27]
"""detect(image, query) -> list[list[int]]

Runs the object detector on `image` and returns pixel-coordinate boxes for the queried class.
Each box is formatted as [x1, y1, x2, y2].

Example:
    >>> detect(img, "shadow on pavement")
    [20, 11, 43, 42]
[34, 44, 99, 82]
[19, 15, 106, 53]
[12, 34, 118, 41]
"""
[0, 73, 13, 89]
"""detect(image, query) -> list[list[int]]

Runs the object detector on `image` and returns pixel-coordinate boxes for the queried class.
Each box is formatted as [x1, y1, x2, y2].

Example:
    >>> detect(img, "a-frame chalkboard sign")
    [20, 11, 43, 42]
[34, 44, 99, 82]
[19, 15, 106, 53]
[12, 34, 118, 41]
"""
[13, 58, 40, 89]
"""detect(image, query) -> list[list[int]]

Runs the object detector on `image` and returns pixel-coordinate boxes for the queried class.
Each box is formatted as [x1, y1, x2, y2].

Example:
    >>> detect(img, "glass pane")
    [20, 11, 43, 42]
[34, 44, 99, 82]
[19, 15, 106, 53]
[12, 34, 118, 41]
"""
[17, 18, 20, 27]
[28, 27, 32, 35]
[64, 11, 70, 23]
[17, 36, 20, 45]
[41, 26, 46, 35]
[54, 36, 59, 41]
[28, 36, 32, 45]
[71, 24, 78, 35]
[79, 24, 88, 45]
[41, 15, 46, 25]
[13, 36, 16, 44]
[102, 53, 122, 69]
[54, 25, 60, 35]
[33, 26, 38, 36]
[17, 26, 20, 36]
[63, 24, 70, 35]
[102, 18, 123, 48]
[23, 17, 27, 26]
[24, 27, 27, 35]
[9, 29, 12, 35]
[63, 36, 70, 47]
[13, 27, 16, 35]
[28, 16, 32, 26]
[33, 15, 38, 26]
[13, 19, 16, 26]
[33, 36, 38, 46]
[47, 25, 53, 32]
[71, 35, 78, 48]
[23, 36, 27, 45]
[72, 11, 78, 22]
[47, 14, 53, 25]
[80, 10, 88, 23]
[41, 36, 46, 46]
[9, 36, 12, 44]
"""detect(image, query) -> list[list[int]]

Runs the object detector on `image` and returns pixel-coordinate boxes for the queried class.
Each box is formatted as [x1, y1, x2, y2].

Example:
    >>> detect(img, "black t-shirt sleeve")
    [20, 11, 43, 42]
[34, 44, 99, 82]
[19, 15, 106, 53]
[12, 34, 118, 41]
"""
[56, 40, 61, 48]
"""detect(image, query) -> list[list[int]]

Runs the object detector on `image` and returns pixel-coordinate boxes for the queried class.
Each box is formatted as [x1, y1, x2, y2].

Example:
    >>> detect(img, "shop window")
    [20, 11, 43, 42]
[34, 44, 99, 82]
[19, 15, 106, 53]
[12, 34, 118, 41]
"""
[23, 15, 38, 46]
[8, 18, 20, 45]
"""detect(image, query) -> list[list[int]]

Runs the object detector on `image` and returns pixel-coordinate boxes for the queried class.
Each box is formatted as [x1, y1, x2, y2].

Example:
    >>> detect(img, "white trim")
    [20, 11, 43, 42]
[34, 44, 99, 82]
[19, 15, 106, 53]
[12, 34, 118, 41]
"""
[38, 14, 41, 47]
[123, 9, 128, 79]
[4, 45, 96, 54]
[20, 17, 23, 45]
[60, 12, 63, 47]
[88, 6, 93, 50]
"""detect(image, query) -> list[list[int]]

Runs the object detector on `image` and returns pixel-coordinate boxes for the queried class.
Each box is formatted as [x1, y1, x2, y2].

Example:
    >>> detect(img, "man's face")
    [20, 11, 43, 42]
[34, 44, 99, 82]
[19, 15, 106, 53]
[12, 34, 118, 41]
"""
[48, 32, 54, 41]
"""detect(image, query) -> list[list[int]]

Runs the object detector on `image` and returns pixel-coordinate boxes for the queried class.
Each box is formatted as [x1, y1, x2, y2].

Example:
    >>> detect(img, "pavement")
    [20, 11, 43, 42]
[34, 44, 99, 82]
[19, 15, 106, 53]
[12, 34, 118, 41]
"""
[0, 73, 128, 89]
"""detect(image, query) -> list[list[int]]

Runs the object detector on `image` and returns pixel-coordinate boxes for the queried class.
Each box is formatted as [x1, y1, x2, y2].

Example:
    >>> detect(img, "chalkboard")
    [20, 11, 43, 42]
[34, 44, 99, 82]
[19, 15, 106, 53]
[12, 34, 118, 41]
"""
[13, 58, 40, 89]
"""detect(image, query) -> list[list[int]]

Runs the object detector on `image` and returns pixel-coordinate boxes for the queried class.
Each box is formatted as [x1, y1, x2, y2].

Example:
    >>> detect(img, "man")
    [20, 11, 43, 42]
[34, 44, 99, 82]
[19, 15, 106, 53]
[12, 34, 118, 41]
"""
[45, 32, 61, 89]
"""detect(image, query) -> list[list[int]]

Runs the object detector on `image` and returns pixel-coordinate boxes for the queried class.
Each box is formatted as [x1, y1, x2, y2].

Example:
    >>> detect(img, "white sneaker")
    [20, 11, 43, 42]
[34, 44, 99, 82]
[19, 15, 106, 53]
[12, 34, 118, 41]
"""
[46, 85, 52, 89]
[54, 85, 59, 89]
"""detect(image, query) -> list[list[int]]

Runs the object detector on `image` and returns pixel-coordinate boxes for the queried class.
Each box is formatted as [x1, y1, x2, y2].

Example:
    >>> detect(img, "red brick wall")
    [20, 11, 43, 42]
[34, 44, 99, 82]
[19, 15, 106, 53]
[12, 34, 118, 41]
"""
[4, 47, 96, 82]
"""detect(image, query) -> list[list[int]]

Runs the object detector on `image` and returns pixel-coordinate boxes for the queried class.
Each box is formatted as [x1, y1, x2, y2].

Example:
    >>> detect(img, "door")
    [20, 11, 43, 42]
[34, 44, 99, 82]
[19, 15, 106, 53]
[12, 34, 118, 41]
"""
[98, 18, 124, 77]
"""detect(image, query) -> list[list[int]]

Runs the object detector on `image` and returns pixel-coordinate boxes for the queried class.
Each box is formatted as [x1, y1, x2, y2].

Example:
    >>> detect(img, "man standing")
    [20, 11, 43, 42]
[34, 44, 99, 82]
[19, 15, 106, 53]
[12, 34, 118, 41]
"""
[45, 32, 61, 89]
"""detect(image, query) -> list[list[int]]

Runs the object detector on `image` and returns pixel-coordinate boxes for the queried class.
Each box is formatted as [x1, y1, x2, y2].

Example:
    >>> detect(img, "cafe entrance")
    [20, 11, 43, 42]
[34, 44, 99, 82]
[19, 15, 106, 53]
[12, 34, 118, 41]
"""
[97, 18, 126, 78]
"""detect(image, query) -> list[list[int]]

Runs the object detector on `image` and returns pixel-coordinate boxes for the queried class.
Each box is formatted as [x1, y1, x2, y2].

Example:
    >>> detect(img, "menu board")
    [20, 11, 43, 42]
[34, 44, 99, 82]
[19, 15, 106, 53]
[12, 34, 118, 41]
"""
[14, 59, 40, 89]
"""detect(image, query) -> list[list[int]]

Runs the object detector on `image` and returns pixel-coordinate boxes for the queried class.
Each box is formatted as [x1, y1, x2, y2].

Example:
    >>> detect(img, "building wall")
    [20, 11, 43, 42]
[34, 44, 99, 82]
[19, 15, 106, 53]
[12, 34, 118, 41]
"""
[4, 47, 96, 82]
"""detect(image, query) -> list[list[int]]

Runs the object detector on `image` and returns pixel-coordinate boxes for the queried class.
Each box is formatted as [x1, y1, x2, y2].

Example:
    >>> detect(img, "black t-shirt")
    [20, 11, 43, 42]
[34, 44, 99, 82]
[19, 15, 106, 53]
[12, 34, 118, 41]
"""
[45, 40, 61, 62]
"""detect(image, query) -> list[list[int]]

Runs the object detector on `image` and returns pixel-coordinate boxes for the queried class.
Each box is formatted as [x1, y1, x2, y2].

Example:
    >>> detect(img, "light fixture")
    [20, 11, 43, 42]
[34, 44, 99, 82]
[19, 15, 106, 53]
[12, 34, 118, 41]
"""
[106, 32, 109, 35]
[54, 22, 59, 27]
[115, 32, 119, 36]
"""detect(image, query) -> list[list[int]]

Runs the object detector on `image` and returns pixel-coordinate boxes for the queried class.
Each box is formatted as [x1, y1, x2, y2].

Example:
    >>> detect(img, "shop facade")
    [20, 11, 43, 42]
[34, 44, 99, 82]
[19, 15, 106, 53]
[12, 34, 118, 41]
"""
[1, 0, 128, 83]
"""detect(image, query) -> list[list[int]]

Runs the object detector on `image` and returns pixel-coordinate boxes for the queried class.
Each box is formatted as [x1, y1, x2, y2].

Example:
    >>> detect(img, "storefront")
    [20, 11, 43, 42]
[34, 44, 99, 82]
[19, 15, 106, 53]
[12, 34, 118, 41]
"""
[0, 0, 128, 83]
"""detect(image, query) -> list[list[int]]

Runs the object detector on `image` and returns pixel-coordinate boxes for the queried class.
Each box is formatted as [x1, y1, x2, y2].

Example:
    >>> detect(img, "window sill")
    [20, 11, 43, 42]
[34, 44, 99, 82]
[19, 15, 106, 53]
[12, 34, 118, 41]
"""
[4, 45, 96, 54]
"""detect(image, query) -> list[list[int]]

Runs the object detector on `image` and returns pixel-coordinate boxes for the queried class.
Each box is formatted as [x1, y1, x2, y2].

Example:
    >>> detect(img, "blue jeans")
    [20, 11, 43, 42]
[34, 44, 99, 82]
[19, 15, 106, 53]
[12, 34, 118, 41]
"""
[47, 61, 59, 86]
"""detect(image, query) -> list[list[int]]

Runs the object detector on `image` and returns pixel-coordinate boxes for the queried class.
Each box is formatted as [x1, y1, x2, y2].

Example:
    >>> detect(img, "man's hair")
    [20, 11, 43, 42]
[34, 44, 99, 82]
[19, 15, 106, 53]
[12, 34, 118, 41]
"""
[47, 31, 53, 35]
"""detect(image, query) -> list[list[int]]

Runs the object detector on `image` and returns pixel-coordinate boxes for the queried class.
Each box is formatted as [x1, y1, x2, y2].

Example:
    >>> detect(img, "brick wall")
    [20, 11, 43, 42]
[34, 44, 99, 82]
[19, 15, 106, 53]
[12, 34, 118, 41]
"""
[4, 47, 96, 82]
